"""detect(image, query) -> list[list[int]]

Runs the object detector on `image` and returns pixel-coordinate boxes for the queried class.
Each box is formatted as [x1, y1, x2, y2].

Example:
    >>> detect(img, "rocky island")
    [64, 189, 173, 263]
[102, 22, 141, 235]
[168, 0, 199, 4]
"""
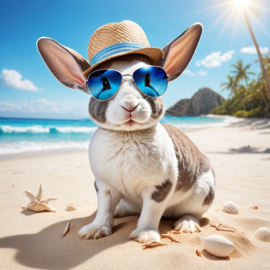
[166, 88, 225, 116]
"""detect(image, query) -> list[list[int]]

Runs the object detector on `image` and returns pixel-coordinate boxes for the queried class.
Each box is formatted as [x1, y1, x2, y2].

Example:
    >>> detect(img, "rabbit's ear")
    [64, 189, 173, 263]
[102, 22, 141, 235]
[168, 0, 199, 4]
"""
[37, 37, 90, 94]
[157, 23, 203, 82]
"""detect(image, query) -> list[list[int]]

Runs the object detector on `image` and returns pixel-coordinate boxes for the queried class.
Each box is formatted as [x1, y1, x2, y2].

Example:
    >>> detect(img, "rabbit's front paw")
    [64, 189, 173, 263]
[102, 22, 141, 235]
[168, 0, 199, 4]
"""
[173, 214, 201, 233]
[77, 223, 112, 240]
[128, 227, 161, 243]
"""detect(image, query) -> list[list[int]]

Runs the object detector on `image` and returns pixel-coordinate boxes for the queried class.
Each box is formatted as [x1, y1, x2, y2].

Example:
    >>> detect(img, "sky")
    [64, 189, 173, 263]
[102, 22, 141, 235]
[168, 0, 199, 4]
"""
[0, 0, 270, 119]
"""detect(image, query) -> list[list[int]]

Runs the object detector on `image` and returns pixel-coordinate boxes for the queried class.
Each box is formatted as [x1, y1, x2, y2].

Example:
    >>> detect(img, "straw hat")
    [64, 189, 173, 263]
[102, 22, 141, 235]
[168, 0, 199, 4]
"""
[83, 20, 164, 78]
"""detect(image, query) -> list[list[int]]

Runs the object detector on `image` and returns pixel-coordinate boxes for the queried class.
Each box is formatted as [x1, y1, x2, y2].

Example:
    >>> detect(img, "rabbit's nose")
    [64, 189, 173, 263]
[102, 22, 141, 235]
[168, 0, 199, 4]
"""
[121, 95, 139, 110]
[121, 104, 139, 112]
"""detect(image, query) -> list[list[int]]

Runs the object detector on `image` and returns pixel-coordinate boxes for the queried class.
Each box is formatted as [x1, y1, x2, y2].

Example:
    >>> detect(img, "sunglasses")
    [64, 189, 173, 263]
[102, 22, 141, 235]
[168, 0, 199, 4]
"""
[85, 66, 169, 101]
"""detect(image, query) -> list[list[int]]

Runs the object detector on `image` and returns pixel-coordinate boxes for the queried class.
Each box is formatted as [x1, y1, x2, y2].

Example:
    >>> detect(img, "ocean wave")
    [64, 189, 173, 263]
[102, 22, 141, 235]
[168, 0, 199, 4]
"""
[0, 125, 97, 134]
[0, 141, 89, 155]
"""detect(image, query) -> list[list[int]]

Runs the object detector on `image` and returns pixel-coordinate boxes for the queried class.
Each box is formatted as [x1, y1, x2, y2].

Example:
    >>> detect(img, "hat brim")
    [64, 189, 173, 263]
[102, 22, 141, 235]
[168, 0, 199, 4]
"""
[82, 47, 164, 78]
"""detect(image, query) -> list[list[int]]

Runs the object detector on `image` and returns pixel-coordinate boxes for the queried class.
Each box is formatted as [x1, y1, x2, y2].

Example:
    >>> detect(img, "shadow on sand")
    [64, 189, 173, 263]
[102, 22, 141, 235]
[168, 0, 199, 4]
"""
[209, 146, 270, 155]
[0, 213, 210, 269]
[229, 118, 270, 130]
[0, 211, 134, 269]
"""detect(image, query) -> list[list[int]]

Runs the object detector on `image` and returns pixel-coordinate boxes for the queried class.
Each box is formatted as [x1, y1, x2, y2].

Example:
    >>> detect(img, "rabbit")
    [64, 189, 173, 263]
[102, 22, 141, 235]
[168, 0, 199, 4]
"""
[37, 21, 215, 243]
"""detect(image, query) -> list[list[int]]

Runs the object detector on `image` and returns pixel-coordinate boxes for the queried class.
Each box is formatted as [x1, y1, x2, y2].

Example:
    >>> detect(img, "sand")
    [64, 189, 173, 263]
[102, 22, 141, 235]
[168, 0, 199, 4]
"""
[0, 119, 270, 270]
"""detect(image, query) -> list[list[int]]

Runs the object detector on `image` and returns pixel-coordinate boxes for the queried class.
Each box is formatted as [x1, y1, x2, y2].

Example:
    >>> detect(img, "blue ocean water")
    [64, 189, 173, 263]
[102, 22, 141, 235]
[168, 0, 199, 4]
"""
[0, 116, 233, 155]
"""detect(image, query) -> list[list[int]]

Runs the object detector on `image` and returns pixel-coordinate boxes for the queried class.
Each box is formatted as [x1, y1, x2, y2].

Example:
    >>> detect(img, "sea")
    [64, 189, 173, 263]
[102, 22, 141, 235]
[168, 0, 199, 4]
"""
[0, 116, 237, 157]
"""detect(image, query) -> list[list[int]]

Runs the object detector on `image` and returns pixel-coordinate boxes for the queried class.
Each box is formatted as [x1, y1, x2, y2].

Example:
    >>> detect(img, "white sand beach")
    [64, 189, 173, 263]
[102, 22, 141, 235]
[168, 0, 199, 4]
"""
[0, 119, 270, 270]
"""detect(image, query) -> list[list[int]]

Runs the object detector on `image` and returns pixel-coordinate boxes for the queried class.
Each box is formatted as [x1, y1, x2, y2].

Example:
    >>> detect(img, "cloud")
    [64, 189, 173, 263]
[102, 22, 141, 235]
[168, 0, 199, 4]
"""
[0, 69, 40, 91]
[183, 69, 195, 76]
[241, 46, 269, 54]
[196, 50, 235, 68]
[0, 99, 88, 115]
[197, 70, 208, 76]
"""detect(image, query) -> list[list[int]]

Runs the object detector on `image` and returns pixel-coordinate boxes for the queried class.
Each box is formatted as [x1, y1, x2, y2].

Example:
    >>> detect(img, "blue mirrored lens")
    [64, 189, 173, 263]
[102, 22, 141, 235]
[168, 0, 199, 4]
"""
[133, 66, 168, 97]
[88, 70, 122, 101]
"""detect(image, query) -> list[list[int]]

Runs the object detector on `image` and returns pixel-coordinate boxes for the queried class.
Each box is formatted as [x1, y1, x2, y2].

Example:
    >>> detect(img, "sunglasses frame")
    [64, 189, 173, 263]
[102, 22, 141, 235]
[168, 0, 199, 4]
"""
[84, 66, 169, 102]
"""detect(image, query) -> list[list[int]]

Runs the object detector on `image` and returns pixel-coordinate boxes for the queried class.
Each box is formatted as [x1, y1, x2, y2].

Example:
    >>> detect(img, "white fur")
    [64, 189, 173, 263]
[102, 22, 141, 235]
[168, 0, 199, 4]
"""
[78, 60, 215, 242]
[90, 123, 177, 206]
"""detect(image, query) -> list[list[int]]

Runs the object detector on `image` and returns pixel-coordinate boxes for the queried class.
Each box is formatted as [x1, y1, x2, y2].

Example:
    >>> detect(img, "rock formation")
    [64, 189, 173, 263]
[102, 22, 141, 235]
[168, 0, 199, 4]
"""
[166, 88, 225, 116]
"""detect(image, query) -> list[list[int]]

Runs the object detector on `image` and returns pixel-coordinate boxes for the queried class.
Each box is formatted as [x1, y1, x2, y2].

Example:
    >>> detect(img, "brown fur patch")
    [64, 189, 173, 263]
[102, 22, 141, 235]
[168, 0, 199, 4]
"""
[162, 124, 210, 192]
[203, 186, 214, 205]
[152, 179, 172, 203]
[94, 181, 98, 193]
[88, 97, 109, 123]
[145, 97, 165, 121]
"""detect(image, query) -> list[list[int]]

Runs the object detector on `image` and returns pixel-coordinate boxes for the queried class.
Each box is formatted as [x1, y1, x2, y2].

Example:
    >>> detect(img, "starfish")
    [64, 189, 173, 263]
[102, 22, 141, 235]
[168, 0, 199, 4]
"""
[24, 184, 57, 212]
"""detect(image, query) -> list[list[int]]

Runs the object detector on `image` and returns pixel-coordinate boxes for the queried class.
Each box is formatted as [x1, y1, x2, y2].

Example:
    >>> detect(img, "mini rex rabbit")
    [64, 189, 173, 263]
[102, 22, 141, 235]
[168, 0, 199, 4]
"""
[37, 20, 215, 243]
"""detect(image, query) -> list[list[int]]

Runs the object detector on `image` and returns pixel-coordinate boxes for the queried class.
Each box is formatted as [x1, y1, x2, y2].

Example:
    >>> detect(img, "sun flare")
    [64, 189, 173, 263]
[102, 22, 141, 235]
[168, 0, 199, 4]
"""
[234, 0, 250, 8]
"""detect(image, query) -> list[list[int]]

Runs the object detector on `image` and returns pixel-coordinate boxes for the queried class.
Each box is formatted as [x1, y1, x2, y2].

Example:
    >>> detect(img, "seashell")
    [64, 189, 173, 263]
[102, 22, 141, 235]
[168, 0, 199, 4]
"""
[222, 201, 238, 214]
[169, 230, 181, 234]
[210, 223, 236, 233]
[161, 234, 180, 243]
[196, 248, 202, 257]
[254, 227, 270, 242]
[63, 220, 71, 237]
[66, 203, 77, 211]
[195, 223, 202, 232]
[201, 235, 236, 257]
[247, 204, 258, 210]
[141, 241, 167, 248]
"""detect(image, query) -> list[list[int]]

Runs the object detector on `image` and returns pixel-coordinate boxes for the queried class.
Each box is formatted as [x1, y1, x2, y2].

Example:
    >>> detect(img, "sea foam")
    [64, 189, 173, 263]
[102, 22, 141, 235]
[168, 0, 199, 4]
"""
[0, 125, 97, 134]
[0, 141, 89, 155]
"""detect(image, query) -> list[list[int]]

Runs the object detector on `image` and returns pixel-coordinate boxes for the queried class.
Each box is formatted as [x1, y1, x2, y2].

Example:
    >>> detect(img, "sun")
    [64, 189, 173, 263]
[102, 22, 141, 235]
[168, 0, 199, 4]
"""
[233, 0, 250, 7]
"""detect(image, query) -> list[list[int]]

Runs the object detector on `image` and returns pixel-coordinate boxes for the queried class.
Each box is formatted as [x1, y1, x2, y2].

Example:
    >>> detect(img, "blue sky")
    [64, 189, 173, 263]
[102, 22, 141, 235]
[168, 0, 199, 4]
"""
[0, 0, 270, 119]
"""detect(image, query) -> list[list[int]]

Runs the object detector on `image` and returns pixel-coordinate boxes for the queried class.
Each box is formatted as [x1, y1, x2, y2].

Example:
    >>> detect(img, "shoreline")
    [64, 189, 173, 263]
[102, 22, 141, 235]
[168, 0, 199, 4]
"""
[0, 127, 210, 161]
[1, 117, 269, 161]
[0, 147, 88, 161]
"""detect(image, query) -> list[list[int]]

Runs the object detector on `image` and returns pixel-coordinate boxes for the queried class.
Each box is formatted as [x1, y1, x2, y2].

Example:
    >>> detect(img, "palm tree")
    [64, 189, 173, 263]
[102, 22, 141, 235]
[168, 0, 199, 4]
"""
[244, 79, 270, 117]
[230, 60, 255, 85]
[256, 53, 270, 77]
[244, 10, 270, 102]
[220, 75, 237, 96]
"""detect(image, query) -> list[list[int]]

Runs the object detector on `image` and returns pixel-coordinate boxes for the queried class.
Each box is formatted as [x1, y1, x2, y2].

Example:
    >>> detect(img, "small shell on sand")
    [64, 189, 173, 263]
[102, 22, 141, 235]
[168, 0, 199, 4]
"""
[141, 241, 167, 248]
[247, 204, 258, 210]
[169, 230, 181, 234]
[254, 227, 270, 242]
[196, 248, 202, 257]
[201, 235, 236, 258]
[161, 234, 180, 243]
[210, 223, 236, 233]
[66, 203, 77, 211]
[195, 223, 202, 232]
[222, 201, 239, 214]
[63, 220, 71, 237]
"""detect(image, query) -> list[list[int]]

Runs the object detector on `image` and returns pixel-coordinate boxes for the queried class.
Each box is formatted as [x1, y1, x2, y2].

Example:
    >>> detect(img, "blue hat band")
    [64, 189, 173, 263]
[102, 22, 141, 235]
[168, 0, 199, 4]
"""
[90, 42, 147, 66]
